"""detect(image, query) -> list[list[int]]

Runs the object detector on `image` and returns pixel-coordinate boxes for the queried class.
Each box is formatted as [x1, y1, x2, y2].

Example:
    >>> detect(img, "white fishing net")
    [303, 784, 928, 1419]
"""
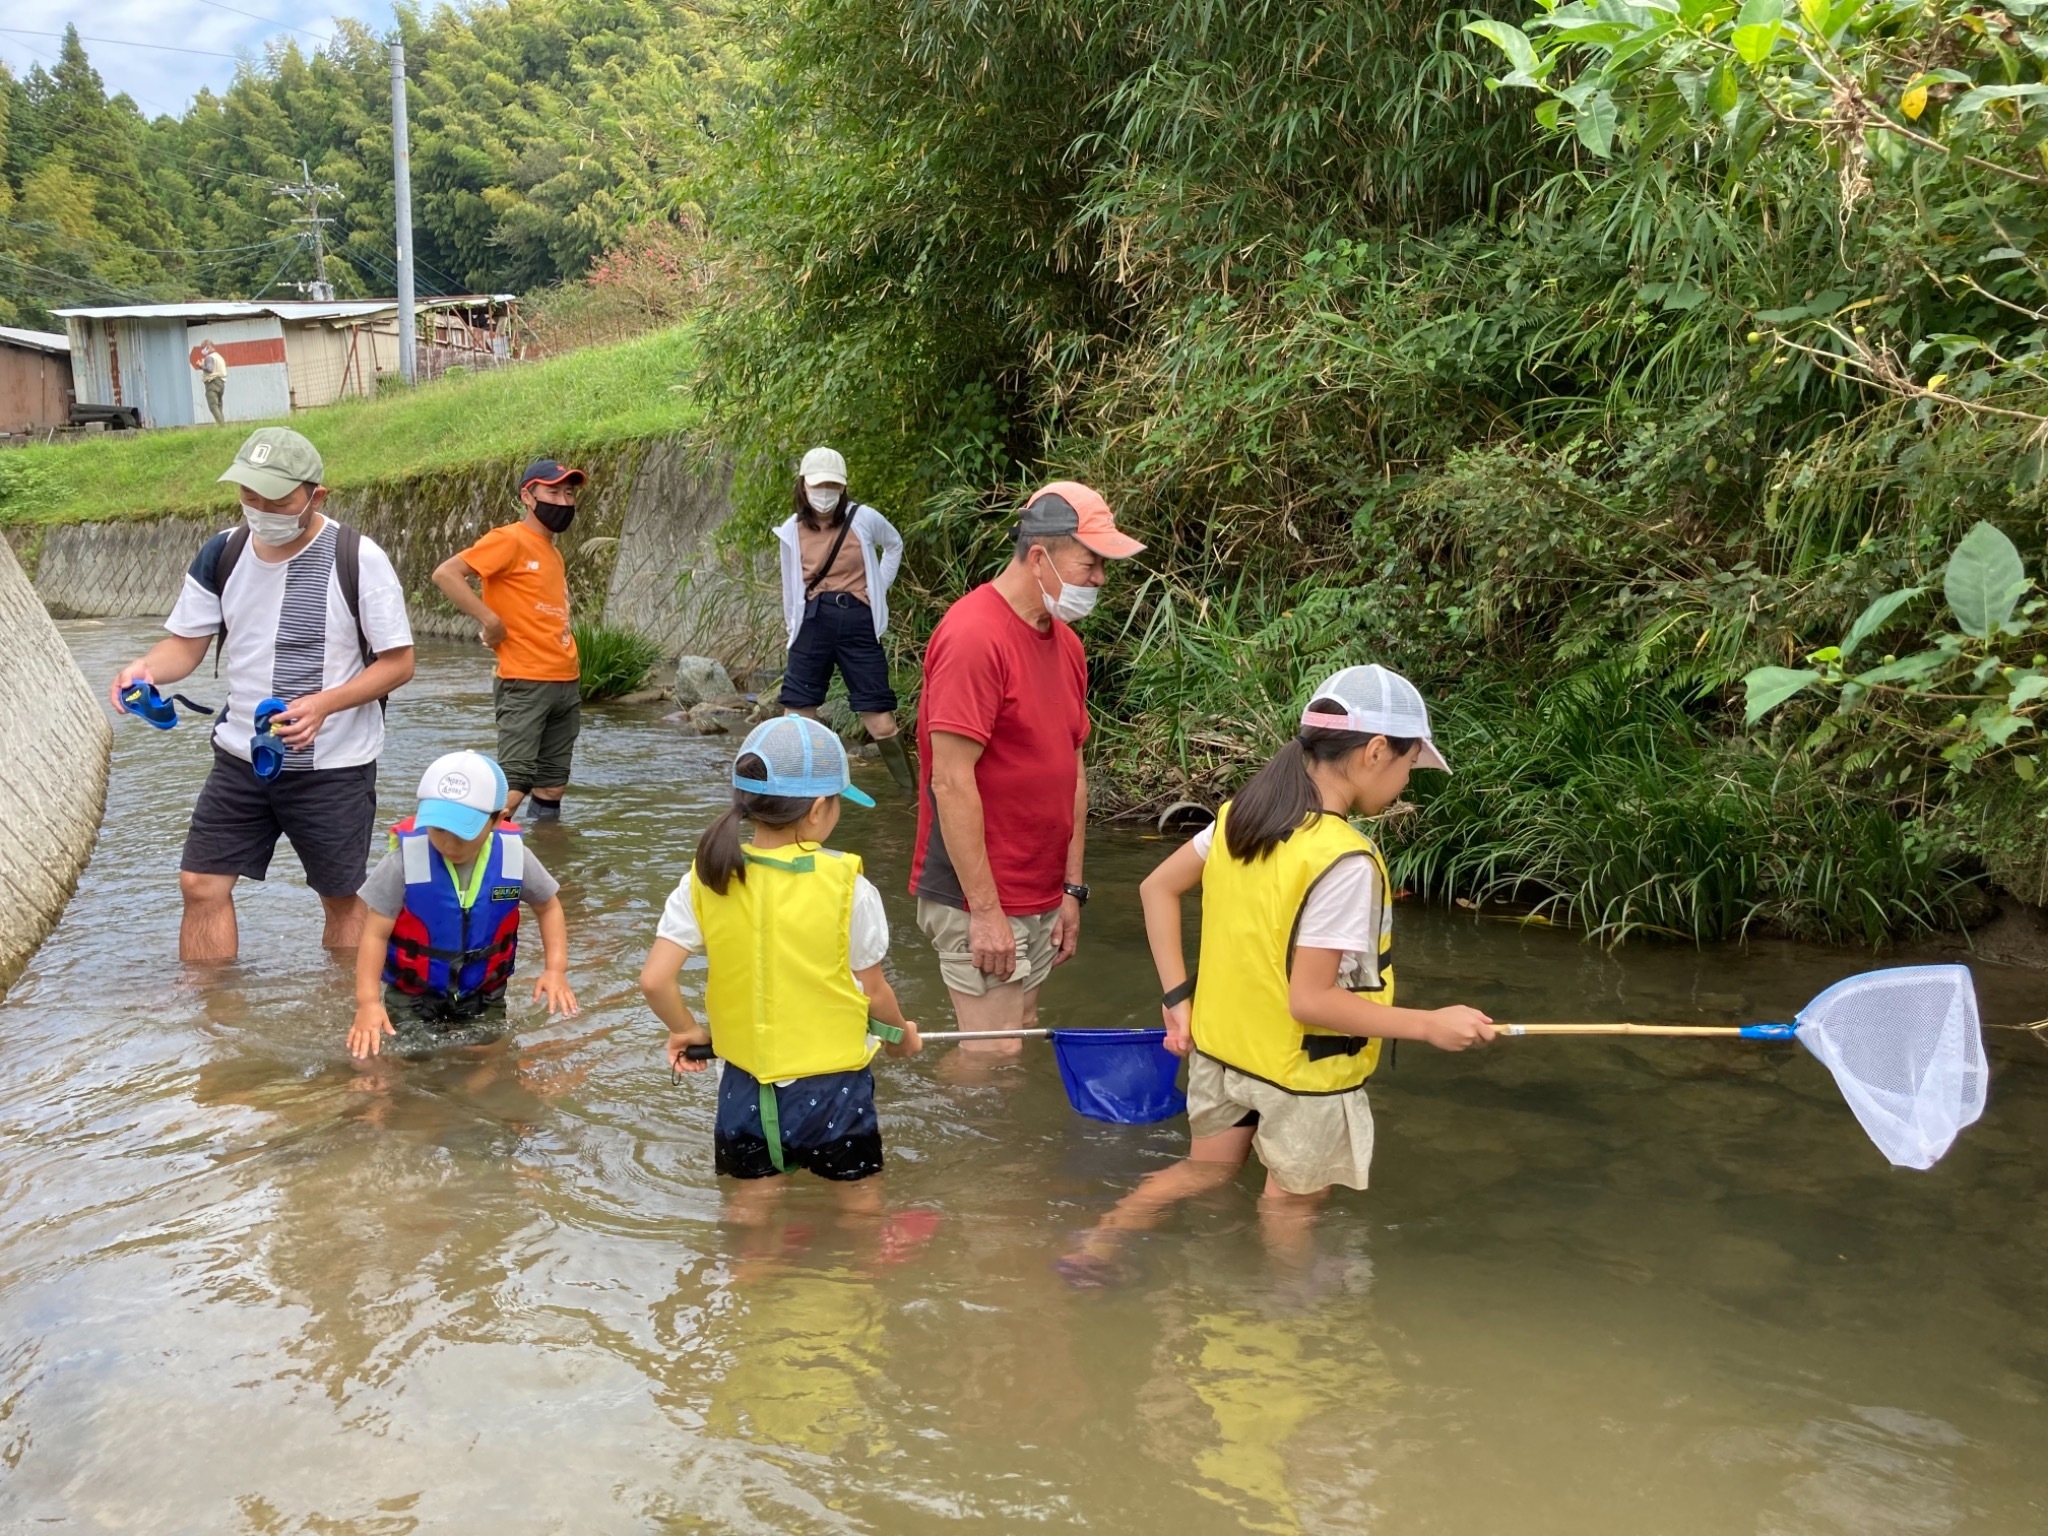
[1794, 964, 1987, 1169]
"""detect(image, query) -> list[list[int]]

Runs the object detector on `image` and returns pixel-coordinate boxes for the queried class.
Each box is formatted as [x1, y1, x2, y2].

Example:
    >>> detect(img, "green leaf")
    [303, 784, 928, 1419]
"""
[1952, 83, 2048, 116]
[1737, 0, 1784, 25]
[1945, 521, 2031, 640]
[2010, 672, 2048, 708]
[1745, 665, 1822, 724]
[1464, 20, 1539, 78]
[1733, 23, 1781, 64]
[1840, 586, 1924, 659]
[1754, 304, 1808, 323]
[1853, 651, 1948, 687]
[1708, 64, 1739, 115]
[1535, 99, 1562, 130]
[1576, 90, 1618, 157]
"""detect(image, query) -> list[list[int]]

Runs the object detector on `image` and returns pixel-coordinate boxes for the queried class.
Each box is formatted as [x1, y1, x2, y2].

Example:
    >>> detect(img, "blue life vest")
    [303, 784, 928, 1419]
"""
[381, 818, 524, 1011]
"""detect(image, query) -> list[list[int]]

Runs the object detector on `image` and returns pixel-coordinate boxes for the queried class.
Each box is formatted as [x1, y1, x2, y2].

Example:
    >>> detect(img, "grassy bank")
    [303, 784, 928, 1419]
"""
[0, 327, 698, 527]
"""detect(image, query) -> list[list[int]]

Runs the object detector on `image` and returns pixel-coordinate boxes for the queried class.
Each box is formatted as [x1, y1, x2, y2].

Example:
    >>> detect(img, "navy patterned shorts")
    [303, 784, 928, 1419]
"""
[714, 1063, 885, 1182]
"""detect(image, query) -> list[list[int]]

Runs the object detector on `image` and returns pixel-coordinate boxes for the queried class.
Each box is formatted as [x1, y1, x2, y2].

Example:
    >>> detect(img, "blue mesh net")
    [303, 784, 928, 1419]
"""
[1050, 1029, 1187, 1124]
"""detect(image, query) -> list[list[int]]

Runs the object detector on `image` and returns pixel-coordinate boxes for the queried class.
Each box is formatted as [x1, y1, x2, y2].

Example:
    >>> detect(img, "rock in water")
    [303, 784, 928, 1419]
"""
[673, 655, 736, 708]
[689, 697, 752, 734]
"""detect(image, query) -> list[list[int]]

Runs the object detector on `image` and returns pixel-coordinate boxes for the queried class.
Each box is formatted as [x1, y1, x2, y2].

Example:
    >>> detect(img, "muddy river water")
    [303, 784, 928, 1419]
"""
[2, 619, 2045, 1533]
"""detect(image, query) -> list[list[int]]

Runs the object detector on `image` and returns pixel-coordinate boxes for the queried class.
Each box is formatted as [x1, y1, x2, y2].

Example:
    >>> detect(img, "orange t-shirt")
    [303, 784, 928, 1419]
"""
[460, 521, 579, 682]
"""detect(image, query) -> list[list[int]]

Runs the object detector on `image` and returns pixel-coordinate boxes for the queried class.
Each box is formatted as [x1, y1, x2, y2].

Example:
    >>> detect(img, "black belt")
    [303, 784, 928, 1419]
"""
[809, 592, 870, 609]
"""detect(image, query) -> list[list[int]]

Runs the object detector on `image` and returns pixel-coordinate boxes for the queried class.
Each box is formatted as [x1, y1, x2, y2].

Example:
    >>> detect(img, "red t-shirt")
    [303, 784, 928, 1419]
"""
[912, 582, 1089, 915]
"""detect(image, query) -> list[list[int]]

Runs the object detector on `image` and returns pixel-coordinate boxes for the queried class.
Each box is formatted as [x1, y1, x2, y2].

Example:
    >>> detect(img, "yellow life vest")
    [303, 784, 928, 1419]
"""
[690, 841, 878, 1082]
[1189, 802, 1395, 1094]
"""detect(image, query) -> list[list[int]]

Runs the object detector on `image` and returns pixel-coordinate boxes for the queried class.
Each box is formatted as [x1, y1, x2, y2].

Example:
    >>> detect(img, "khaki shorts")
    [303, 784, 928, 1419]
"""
[1186, 1052, 1376, 1196]
[916, 898, 1059, 998]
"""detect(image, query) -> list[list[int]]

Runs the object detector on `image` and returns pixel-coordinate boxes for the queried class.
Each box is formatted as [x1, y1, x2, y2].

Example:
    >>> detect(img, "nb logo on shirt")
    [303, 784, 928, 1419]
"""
[526, 561, 540, 570]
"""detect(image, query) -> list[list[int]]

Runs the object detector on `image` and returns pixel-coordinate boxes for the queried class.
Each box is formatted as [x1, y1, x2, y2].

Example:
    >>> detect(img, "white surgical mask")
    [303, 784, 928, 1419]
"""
[806, 485, 843, 515]
[244, 505, 307, 545]
[1038, 561, 1100, 623]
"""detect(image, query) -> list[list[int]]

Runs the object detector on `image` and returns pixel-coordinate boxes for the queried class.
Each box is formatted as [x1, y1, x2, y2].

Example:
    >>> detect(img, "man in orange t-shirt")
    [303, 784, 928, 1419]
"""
[432, 460, 586, 820]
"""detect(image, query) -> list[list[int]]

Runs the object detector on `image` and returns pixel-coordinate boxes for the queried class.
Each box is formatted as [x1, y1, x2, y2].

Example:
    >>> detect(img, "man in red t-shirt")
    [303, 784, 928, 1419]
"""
[911, 482, 1145, 1053]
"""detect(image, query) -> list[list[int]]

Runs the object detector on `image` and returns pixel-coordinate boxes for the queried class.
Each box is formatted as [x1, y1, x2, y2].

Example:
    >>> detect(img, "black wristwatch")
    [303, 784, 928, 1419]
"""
[1063, 882, 1091, 907]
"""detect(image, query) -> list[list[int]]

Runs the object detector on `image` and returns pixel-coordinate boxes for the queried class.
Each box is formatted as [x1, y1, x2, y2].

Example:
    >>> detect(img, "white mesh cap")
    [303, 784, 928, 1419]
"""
[1303, 664, 1450, 772]
[799, 446, 847, 486]
[735, 715, 875, 807]
[1794, 964, 1986, 1169]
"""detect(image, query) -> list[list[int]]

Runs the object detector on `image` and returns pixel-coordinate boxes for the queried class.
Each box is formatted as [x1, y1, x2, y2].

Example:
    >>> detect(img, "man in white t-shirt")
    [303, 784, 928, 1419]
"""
[110, 427, 416, 963]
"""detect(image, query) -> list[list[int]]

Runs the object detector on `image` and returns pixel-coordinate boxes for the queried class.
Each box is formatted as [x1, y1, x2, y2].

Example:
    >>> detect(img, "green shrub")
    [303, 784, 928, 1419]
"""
[574, 622, 664, 702]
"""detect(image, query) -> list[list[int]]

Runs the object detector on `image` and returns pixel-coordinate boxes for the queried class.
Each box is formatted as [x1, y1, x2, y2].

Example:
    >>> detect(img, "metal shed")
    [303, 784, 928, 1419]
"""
[0, 325, 75, 435]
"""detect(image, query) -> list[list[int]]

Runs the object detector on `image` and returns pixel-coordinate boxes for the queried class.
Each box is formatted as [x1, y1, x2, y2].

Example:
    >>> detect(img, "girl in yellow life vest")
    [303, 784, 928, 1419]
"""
[640, 717, 923, 1224]
[1066, 667, 1492, 1280]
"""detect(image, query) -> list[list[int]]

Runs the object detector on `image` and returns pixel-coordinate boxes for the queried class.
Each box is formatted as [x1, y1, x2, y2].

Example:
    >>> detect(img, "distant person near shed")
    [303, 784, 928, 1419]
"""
[432, 460, 586, 822]
[774, 446, 915, 796]
[197, 341, 229, 424]
[109, 427, 417, 963]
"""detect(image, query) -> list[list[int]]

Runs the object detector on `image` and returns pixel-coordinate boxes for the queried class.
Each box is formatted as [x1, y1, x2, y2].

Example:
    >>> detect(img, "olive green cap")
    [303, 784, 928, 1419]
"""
[218, 427, 324, 500]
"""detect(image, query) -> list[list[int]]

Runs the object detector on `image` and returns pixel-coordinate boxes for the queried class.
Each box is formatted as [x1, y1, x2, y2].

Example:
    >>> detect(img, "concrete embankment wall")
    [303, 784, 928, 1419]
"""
[0, 536, 110, 995]
[19, 435, 780, 675]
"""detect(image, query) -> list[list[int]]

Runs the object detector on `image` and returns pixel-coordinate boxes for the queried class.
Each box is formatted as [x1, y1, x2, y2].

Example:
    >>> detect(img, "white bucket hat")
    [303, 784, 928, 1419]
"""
[1302, 664, 1450, 772]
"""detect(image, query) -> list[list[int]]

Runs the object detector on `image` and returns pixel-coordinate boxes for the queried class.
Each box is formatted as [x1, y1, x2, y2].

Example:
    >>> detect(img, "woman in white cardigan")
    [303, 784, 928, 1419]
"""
[773, 445, 915, 793]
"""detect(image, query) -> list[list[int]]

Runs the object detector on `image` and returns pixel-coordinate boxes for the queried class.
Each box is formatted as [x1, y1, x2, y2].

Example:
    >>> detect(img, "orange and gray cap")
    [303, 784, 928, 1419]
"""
[1302, 664, 1451, 772]
[1017, 481, 1145, 559]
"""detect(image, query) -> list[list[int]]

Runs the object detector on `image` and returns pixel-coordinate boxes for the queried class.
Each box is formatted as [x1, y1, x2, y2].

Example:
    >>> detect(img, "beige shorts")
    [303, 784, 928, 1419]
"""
[916, 898, 1058, 998]
[1186, 1052, 1376, 1196]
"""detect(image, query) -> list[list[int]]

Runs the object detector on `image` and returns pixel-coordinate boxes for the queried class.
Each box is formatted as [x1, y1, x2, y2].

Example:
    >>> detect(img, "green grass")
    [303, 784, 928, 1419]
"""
[0, 327, 699, 527]
[573, 621, 665, 702]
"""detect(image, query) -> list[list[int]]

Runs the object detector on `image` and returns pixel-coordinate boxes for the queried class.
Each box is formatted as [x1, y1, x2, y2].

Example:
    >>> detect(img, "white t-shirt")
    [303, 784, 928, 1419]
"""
[657, 868, 891, 972]
[1190, 822, 1388, 989]
[166, 517, 412, 771]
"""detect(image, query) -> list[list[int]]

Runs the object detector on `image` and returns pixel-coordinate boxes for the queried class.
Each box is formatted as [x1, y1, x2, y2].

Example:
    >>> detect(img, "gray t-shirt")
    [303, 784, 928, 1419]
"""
[359, 843, 560, 919]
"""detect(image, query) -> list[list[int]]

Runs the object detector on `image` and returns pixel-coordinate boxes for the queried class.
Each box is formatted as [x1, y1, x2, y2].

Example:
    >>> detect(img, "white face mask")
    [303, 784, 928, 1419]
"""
[1037, 557, 1101, 623]
[243, 504, 308, 546]
[805, 485, 843, 515]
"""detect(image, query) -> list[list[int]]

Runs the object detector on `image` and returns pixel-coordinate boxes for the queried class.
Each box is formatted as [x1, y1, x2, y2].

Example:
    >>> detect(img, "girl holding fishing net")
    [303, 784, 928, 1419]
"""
[642, 717, 933, 1241]
[1066, 666, 1495, 1278]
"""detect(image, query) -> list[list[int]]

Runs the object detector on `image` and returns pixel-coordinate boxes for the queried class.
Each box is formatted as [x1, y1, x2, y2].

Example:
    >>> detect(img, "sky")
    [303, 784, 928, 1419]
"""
[2, 2, 398, 119]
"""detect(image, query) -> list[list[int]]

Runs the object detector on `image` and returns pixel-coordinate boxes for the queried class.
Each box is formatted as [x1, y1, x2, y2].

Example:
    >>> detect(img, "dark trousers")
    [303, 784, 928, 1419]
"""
[781, 594, 897, 714]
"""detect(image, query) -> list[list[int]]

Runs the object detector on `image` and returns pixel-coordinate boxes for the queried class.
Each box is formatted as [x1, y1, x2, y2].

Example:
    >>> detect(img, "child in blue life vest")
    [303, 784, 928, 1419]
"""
[1065, 666, 1495, 1280]
[642, 716, 922, 1220]
[349, 750, 578, 1057]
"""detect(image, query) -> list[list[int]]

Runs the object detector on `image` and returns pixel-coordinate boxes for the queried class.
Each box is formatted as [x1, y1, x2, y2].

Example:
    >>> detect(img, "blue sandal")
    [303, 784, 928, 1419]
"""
[118, 681, 216, 730]
[251, 697, 289, 781]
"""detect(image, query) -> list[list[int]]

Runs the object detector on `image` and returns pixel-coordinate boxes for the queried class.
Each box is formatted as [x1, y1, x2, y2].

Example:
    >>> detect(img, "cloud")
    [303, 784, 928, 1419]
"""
[2, 2, 396, 117]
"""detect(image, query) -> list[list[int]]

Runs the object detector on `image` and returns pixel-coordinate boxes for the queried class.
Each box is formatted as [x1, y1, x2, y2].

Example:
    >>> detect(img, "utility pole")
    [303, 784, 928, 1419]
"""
[279, 158, 342, 302]
[390, 42, 416, 385]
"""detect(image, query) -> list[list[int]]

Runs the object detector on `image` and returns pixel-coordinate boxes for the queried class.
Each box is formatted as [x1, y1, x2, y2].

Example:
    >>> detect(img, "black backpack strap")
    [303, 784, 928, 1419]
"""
[193, 525, 250, 677]
[803, 507, 859, 597]
[332, 522, 389, 713]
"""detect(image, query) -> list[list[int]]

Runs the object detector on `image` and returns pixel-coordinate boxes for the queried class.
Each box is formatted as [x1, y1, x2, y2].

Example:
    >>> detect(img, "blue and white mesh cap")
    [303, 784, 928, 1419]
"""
[735, 716, 876, 807]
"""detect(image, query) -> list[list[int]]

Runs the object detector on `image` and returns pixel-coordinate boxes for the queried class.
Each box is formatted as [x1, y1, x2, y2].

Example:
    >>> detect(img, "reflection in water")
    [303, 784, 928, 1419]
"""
[0, 620, 2044, 1531]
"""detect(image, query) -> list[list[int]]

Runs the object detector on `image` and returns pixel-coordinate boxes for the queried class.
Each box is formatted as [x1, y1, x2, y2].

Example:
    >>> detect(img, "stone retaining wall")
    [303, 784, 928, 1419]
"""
[0, 535, 110, 994]
[19, 435, 781, 675]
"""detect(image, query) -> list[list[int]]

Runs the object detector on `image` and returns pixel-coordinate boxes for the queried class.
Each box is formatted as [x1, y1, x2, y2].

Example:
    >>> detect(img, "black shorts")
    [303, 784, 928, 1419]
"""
[714, 1063, 885, 1182]
[781, 594, 898, 715]
[180, 746, 378, 898]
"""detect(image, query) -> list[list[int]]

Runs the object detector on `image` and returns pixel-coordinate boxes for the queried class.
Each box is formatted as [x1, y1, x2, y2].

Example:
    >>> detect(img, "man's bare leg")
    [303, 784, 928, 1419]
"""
[179, 871, 239, 964]
[321, 894, 365, 952]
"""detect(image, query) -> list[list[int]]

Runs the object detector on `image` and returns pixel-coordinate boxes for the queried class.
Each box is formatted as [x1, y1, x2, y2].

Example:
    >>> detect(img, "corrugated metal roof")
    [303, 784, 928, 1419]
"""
[52, 300, 400, 322]
[0, 324, 70, 354]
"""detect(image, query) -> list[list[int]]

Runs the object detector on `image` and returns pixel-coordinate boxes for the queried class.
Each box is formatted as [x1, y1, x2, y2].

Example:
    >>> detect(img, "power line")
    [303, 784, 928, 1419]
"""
[0, 29, 246, 62]
[0, 216, 300, 258]
[193, 0, 335, 46]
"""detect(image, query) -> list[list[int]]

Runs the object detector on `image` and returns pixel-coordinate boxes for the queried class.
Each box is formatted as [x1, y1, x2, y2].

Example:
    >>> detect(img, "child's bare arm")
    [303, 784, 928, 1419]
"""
[854, 963, 921, 1056]
[349, 908, 399, 1057]
[1140, 839, 1204, 1052]
[528, 895, 578, 1016]
[640, 937, 711, 1071]
[1287, 947, 1494, 1051]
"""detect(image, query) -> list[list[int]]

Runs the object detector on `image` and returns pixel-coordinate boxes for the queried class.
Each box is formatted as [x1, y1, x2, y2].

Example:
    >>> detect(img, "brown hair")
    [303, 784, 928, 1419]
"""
[1222, 699, 1416, 862]
[692, 753, 817, 894]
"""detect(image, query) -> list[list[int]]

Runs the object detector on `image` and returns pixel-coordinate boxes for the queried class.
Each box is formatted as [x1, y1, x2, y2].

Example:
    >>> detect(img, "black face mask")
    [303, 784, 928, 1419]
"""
[533, 500, 577, 534]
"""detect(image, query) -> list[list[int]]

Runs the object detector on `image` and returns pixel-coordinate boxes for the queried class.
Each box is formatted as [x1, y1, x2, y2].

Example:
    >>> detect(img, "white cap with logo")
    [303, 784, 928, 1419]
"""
[1301, 664, 1451, 773]
[415, 750, 509, 839]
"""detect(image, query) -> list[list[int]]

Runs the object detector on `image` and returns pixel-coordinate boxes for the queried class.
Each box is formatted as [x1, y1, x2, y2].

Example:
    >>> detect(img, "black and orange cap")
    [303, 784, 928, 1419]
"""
[520, 459, 587, 490]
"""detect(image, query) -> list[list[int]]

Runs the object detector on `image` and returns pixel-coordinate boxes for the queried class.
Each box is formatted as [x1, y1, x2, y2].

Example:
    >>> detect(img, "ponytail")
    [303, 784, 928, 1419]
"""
[1223, 699, 1416, 862]
[692, 753, 817, 894]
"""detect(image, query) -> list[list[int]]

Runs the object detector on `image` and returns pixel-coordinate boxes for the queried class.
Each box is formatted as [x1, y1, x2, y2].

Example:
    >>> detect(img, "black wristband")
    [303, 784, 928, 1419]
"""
[1162, 973, 1197, 1008]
